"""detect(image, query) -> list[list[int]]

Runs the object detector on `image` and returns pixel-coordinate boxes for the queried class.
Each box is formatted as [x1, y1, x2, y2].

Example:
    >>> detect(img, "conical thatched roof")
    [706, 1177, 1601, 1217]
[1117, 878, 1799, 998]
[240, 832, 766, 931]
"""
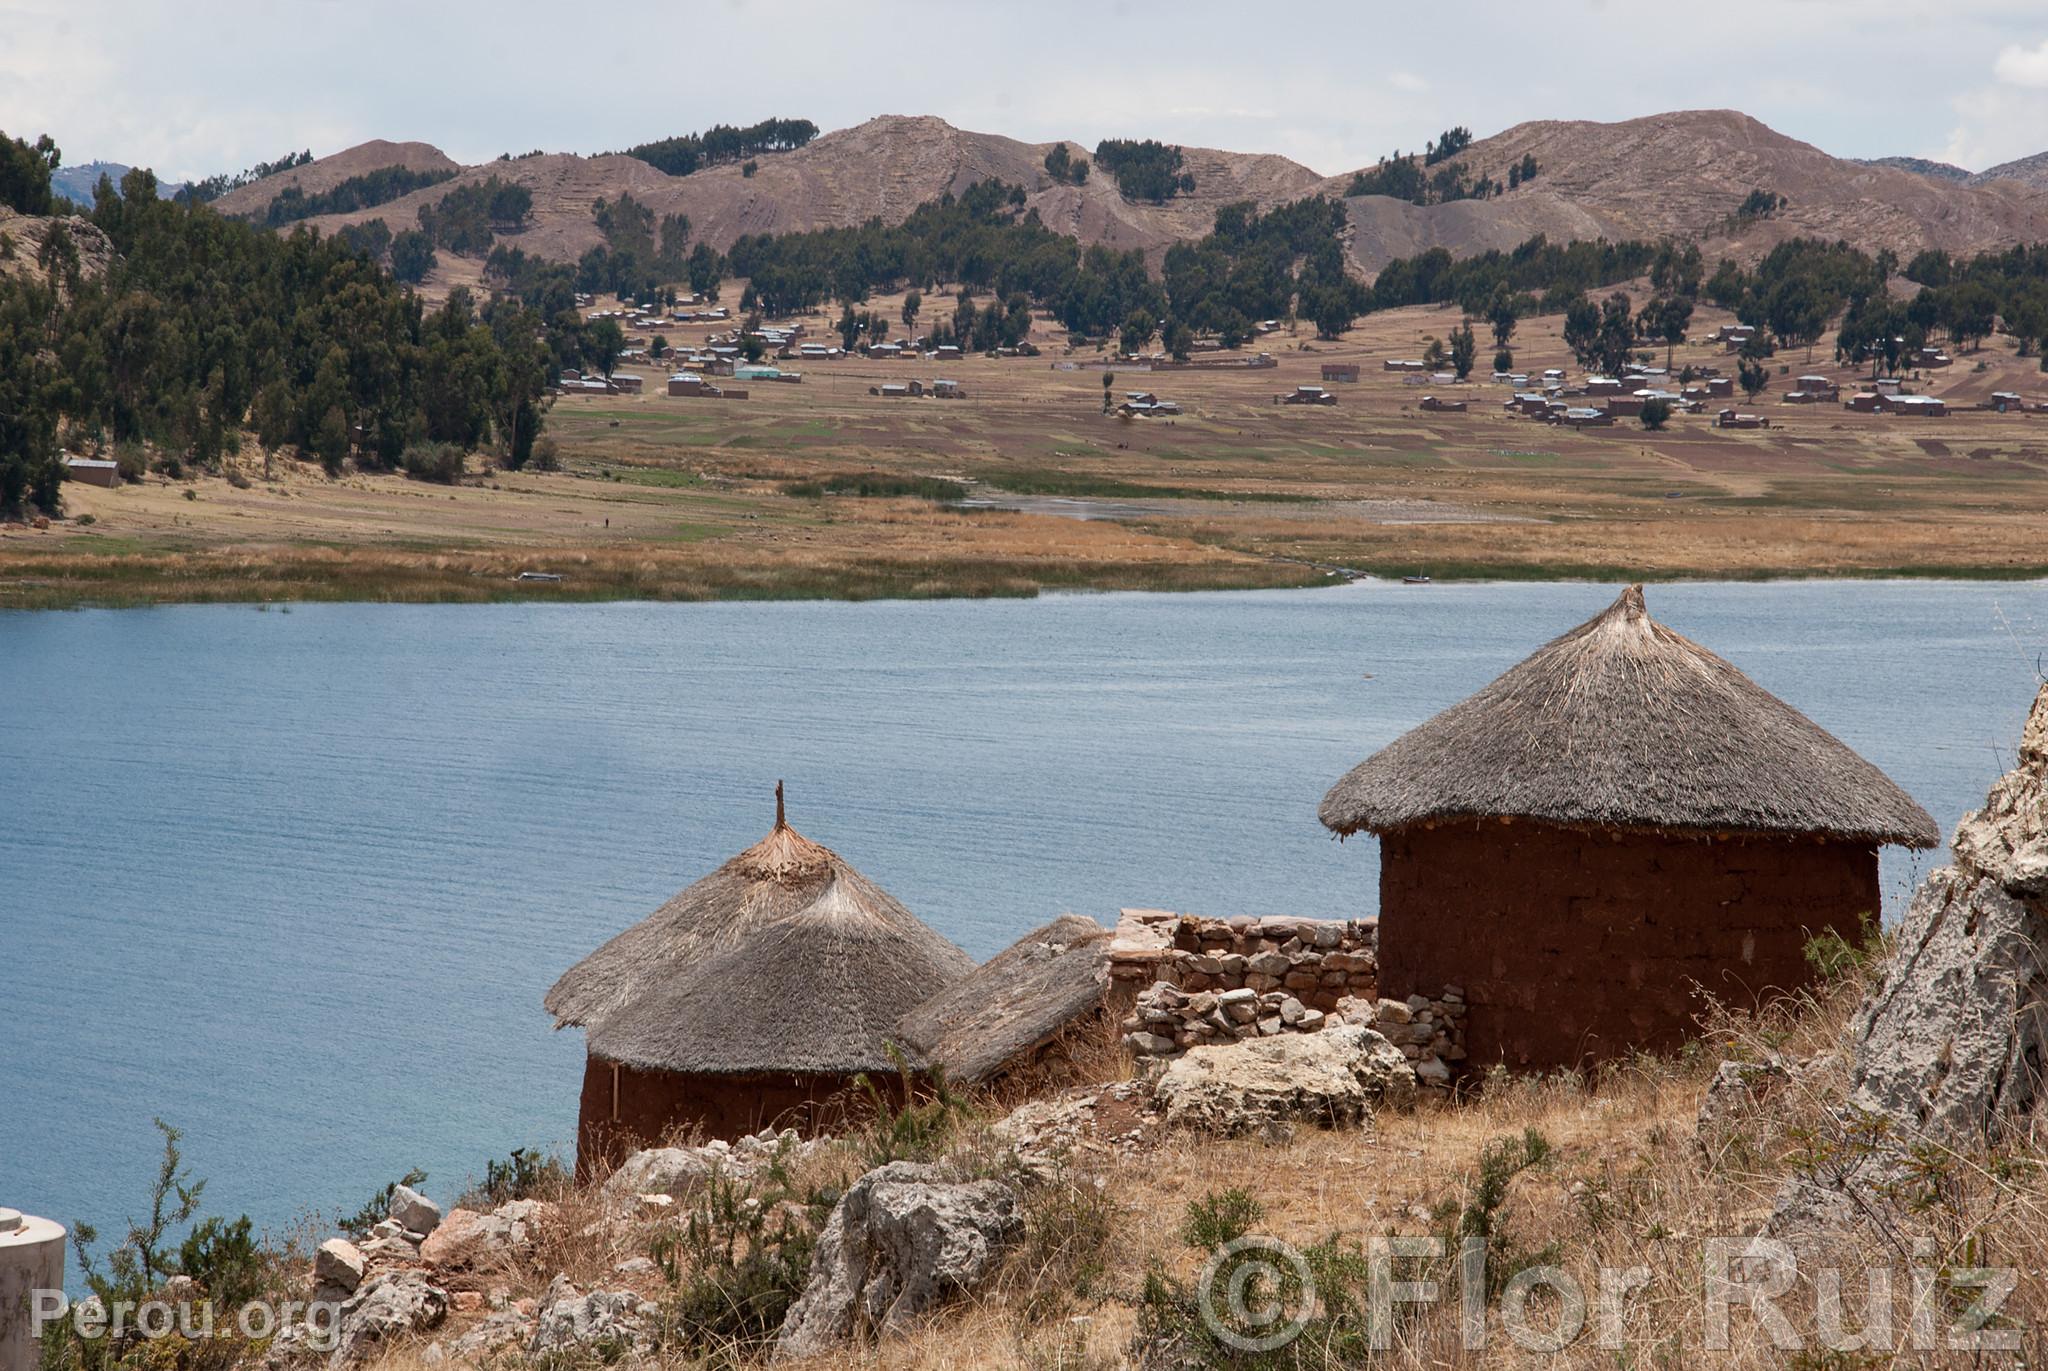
[1319, 586, 1939, 847]
[544, 787, 975, 1076]
[895, 915, 1114, 1087]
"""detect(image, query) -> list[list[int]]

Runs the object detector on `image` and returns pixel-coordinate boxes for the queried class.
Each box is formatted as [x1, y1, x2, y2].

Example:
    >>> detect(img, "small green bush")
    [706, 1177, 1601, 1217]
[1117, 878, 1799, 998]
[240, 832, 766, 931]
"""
[400, 442, 465, 484]
[458, 1148, 569, 1209]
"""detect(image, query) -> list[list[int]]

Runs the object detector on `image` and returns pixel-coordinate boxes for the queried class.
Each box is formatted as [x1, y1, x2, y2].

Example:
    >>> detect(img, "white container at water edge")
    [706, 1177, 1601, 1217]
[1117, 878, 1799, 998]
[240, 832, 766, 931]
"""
[0, 1209, 66, 1371]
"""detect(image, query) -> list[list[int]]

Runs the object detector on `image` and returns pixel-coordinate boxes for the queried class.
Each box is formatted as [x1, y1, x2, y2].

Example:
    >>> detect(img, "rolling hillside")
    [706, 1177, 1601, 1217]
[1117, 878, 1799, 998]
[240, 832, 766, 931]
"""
[217, 110, 2048, 281]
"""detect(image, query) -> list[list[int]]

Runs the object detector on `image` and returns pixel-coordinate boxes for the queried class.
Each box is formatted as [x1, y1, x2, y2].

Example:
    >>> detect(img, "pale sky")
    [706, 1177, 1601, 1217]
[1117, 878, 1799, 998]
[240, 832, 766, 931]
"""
[5, 0, 2048, 182]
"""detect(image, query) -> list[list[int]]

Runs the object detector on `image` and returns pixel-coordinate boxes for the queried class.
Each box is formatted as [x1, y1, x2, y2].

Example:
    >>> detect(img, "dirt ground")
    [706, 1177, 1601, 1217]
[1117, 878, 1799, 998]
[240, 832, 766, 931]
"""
[7, 291, 2046, 607]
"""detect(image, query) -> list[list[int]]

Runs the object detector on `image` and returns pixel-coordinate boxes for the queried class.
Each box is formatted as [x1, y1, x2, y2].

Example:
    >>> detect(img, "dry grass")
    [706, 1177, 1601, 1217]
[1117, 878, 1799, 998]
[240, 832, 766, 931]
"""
[340, 961, 2048, 1370]
[10, 296, 2048, 607]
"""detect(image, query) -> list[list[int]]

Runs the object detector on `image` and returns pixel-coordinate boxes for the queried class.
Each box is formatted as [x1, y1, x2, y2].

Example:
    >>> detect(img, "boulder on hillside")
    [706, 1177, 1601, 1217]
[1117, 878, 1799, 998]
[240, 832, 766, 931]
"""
[774, 1162, 1022, 1360]
[418, 1199, 551, 1270]
[312, 1238, 366, 1305]
[387, 1184, 442, 1238]
[329, 1271, 449, 1366]
[1848, 683, 2048, 1147]
[1151, 1023, 1417, 1137]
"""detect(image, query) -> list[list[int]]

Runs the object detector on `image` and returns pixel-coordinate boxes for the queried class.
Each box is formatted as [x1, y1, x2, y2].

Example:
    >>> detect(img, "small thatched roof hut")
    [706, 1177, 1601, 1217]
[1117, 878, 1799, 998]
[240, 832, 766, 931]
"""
[1320, 586, 1937, 1071]
[894, 915, 1115, 1093]
[547, 786, 973, 1168]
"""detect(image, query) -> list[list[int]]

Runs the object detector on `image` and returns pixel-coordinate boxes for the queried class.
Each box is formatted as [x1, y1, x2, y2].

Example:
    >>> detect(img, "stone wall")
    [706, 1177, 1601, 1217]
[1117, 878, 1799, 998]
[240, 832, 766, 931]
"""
[1107, 909, 1380, 1010]
[1107, 909, 1468, 1086]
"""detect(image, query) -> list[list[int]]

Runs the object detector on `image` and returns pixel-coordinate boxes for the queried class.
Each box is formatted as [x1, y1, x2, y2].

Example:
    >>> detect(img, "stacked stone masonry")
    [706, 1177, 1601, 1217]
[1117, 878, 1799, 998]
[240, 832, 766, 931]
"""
[1107, 909, 1468, 1085]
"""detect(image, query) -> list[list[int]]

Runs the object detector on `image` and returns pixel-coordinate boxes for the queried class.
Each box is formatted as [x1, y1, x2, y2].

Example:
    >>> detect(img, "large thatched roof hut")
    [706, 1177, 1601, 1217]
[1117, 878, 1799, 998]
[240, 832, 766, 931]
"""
[1320, 585, 1937, 1070]
[894, 915, 1115, 1095]
[546, 786, 973, 1169]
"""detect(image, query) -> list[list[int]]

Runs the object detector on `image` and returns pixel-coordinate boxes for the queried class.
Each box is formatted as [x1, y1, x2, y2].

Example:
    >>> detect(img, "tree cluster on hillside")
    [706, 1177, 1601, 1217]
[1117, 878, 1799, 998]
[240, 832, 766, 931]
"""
[260, 164, 456, 226]
[575, 193, 693, 299]
[415, 177, 533, 256]
[1042, 144, 1089, 186]
[1371, 235, 1659, 315]
[1094, 140, 1194, 203]
[0, 129, 63, 214]
[1422, 126, 1473, 166]
[1162, 197, 1367, 341]
[173, 149, 312, 206]
[0, 165, 560, 518]
[619, 118, 819, 177]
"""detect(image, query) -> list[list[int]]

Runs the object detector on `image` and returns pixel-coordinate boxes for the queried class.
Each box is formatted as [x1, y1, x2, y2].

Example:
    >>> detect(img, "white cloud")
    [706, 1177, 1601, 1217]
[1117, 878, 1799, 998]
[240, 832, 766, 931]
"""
[1993, 36, 2048, 87]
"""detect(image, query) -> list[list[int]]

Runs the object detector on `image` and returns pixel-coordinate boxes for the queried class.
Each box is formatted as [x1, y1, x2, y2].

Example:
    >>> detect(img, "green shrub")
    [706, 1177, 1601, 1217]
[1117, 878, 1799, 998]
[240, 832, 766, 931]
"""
[651, 1140, 832, 1356]
[400, 442, 465, 484]
[457, 1148, 569, 1209]
[853, 1045, 970, 1168]
[340, 1167, 427, 1240]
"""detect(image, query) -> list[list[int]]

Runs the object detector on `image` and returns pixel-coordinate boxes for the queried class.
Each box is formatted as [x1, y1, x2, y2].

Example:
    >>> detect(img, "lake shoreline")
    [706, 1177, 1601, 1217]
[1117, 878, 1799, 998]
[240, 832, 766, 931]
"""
[5, 544, 2047, 611]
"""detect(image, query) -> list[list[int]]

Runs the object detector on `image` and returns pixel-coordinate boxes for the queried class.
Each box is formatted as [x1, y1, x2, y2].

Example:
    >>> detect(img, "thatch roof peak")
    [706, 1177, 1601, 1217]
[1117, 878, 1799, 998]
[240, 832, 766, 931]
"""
[544, 790, 973, 1076]
[1319, 585, 1939, 847]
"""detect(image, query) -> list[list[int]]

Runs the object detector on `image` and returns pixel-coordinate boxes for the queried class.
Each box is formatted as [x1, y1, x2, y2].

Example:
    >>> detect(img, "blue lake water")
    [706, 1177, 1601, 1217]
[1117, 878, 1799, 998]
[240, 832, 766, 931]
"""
[3, 579, 2044, 1257]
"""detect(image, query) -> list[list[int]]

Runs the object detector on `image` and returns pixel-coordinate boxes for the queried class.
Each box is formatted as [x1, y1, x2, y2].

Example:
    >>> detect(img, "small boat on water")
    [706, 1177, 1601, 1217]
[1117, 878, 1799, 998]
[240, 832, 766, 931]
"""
[516, 571, 564, 583]
[1402, 574, 1432, 585]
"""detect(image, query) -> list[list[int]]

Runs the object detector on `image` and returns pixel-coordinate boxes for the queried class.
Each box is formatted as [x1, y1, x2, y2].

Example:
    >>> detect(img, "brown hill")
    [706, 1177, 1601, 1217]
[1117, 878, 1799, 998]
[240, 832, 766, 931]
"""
[293, 115, 1323, 262]
[1321, 110, 2048, 275]
[271, 111, 2048, 283]
[212, 139, 459, 218]
[1974, 149, 2048, 192]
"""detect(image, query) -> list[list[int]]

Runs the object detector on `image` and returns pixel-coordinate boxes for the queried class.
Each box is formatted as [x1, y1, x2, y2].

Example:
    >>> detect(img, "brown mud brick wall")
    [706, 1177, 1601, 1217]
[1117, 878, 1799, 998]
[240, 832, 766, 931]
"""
[575, 1056, 908, 1178]
[1377, 822, 1878, 1071]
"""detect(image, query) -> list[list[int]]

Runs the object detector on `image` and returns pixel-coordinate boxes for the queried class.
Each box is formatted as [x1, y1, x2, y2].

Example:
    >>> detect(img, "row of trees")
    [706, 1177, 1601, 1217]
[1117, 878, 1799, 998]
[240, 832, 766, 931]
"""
[173, 149, 312, 206]
[0, 153, 562, 518]
[260, 164, 455, 226]
[620, 118, 819, 177]
[1345, 141, 1539, 206]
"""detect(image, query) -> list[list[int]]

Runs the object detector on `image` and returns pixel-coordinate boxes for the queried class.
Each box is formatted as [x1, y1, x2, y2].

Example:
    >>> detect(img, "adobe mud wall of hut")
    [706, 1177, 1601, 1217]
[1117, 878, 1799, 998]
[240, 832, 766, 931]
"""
[575, 1057, 907, 1179]
[1379, 822, 1878, 1071]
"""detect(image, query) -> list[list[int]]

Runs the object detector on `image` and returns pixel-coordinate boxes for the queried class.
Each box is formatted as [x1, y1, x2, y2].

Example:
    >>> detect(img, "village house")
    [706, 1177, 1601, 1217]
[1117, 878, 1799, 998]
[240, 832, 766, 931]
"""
[1706, 376, 1735, 398]
[1318, 586, 1937, 1071]
[610, 373, 645, 394]
[931, 378, 965, 398]
[1279, 385, 1337, 406]
[61, 456, 120, 488]
[545, 787, 974, 1171]
[1320, 363, 1360, 383]
[1553, 406, 1612, 428]
[1890, 394, 1947, 417]
[1418, 394, 1467, 413]
[1844, 391, 1885, 413]
[1717, 408, 1767, 429]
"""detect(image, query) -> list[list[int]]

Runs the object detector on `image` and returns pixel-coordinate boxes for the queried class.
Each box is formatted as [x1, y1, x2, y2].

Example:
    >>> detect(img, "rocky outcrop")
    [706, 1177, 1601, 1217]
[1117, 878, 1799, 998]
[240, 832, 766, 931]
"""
[1848, 684, 2048, 1147]
[417, 1200, 551, 1270]
[602, 1128, 813, 1199]
[330, 1271, 448, 1366]
[525, 1276, 657, 1360]
[1150, 1023, 1417, 1137]
[774, 1163, 1022, 1360]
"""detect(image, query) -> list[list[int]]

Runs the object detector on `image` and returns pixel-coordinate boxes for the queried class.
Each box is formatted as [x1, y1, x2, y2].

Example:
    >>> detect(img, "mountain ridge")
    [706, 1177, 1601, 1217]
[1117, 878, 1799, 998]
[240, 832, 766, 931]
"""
[217, 110, 2048, 278]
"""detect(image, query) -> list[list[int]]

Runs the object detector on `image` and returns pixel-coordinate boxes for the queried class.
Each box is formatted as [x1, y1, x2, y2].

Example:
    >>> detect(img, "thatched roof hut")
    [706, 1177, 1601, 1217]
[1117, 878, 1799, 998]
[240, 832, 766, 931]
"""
[1320, 585, 1938, 847]
[546, 786, 973, 1162]
[1317, 586, 1937, 1071]
[894, 915, 1114, 1091]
